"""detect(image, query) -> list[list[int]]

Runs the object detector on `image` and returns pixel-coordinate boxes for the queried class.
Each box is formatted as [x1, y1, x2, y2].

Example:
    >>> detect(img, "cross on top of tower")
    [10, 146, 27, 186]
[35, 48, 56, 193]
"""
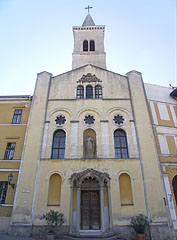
[85, 5, 93, 13]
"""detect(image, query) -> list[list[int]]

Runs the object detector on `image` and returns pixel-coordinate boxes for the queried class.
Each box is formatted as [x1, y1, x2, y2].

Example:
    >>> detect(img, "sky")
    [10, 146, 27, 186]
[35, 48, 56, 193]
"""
[0, 0, 176, 95]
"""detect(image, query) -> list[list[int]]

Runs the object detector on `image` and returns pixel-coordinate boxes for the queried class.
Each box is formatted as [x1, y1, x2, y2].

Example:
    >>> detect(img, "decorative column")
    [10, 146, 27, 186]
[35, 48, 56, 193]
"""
[41, 121, 50, 158]
[69, 182, 74, 233]
[107, 182, 113, 232]
[100, 120, 110, 158]
[70, 121, 79, 158]
[76, 185, 81, 233]
[100, 182, 105, 233]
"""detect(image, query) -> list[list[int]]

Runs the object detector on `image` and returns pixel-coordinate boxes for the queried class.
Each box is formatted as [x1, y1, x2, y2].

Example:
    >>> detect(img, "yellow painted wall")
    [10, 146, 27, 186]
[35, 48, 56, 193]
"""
[0, 99, 31, 217]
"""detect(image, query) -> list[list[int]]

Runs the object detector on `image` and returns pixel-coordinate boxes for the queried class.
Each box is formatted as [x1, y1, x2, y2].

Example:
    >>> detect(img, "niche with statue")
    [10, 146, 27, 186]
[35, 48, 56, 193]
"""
[83, 129, 96, 159]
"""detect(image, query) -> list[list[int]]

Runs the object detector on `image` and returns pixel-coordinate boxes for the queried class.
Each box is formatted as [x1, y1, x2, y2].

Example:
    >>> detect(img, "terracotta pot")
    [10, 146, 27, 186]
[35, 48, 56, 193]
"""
[47, 233, 55, 240]
[136, 233, 145, 240]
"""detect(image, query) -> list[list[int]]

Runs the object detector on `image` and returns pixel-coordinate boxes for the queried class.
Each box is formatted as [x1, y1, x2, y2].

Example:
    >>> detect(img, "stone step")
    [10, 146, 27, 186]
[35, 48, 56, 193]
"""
[60, 236, 123, 240]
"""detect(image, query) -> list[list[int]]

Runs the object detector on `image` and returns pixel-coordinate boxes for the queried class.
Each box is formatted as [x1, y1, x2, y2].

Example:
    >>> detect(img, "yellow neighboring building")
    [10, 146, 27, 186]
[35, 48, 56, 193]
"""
[0, 95, 31, 232]
[146, 84, 177, 237]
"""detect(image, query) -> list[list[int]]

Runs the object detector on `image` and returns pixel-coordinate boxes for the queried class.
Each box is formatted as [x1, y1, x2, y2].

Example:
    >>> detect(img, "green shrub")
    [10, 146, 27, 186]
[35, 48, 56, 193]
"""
[40, 210, 65, 233]
[131, 214, 149, 234]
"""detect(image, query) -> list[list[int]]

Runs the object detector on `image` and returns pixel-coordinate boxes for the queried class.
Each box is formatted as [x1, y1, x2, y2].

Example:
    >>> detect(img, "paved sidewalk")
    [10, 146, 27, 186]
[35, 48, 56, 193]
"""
[0, 233, 67, 240]
[0, 233, 120, 240]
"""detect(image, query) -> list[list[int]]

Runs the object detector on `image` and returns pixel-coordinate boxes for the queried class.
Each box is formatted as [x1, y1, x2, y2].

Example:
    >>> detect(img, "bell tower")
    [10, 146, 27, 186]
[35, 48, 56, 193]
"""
[72, 7, 106, 69]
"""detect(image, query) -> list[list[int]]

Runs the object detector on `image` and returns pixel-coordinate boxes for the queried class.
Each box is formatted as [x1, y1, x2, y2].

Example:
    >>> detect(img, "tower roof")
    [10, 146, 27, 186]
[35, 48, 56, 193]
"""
[82, 13, 95, 26]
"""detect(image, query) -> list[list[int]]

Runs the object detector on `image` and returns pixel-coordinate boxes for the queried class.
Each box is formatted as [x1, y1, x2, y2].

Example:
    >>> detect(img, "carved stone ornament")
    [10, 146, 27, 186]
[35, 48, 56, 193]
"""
[77, 73, 102, 83]
[70, 168, 110, 187]
[55, 115, 66, 126]
[113, 114, 125, 125]
[84, 115, 95, 125]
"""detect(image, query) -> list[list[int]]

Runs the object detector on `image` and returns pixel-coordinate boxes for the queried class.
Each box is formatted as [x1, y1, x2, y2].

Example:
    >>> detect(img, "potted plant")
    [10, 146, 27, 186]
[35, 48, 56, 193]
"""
[131, 214, 149, 240]
[41, 210, 65, 240]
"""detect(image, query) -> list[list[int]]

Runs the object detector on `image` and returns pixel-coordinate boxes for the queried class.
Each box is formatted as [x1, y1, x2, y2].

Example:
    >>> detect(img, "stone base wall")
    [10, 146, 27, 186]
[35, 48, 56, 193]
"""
[8, 225, 68, 237]
[113, 224, 171, 240]
[0, 217, 11, 232]
[8, 223, 172, 239]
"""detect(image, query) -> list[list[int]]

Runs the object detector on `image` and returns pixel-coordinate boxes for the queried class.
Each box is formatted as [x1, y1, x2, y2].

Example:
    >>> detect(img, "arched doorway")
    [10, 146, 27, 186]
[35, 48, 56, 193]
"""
[70, 169, 111, 236]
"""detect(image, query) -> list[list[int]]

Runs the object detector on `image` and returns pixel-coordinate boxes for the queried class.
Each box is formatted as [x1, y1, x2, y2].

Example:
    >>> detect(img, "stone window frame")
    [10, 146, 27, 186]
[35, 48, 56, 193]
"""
[51, 130, 66, 159]
[95, 85, 102, 99]
[76, 85, 84, 99]
[114, 129, 129, 159]
[86, 85, 93, 99]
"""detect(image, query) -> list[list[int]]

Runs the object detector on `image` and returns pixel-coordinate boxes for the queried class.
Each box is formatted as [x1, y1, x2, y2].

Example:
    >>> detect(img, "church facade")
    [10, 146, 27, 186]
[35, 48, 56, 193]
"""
[0, 12, 176, 239]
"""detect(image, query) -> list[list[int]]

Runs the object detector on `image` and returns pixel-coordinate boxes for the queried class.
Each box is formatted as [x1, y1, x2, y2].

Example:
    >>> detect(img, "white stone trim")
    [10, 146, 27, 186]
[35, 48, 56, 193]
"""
[170, 105, 177, 127]
[158, 135, 170, 154]
[130, 122, 139, 158]
[156, 126, 177, 135]
[70, 121, 79, 158]
[100, 121, 110, 158]
[158, 103, 170, 120]
[0, 160, 20, 162]
[149, 101, 158, 125]
[41, 122, 49, 158]
[76, 107, 103, 120]
[0, 124, 27, 126]
[105, 107, 133, 120]
[0, 204, 13, 207]
[0, 169, 19, 172]
[47, 107, 73, 121]
[163, 175, 177, 223]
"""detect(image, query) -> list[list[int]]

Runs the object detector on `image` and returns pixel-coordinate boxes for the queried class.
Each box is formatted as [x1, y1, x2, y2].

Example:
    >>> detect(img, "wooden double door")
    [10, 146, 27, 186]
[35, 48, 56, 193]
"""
[81, 190, 101, 230]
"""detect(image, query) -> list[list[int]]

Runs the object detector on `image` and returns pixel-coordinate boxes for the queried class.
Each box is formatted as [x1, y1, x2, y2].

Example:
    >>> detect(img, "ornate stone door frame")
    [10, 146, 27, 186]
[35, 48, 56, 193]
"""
[69, 168, 112, 236]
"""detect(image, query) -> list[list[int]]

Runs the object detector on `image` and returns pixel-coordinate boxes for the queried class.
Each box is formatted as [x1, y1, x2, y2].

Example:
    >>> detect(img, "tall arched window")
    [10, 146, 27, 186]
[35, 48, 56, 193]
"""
[172, 175, 177, 205]
[51, 130, 66, 159]
[77, 85, 84, 99]
[90, 40, 95, 51]
[119, 173, 133, 205]
[83, 40, 88, 51]
[114, 129, 128, 159]
[48, 173, 61, 205]
[95, 85, 102, 99]
[86, 85, 93, 99]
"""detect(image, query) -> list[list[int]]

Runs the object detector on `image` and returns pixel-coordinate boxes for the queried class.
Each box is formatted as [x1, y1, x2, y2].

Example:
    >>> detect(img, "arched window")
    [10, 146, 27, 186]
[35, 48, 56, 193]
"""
[51, 130, 66, 159]
[172, 175, 177, 205]
[119, 173, 133, 205]
[86, 85, 93, 99]
[90, 40, 95, 51]
[77, 85, 84, 99]
[83, 40, 88, 51]
[95, 85, 102, 99]
[114, 129, 128, 159]
[48, 173, 61, 205]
